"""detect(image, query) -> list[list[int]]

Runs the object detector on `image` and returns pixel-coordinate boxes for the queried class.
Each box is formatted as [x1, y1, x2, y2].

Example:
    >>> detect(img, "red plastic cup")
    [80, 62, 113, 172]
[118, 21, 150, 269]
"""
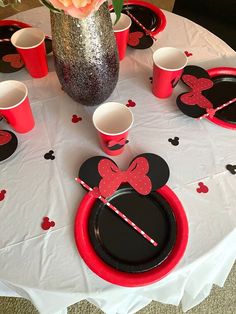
[11, 28, 48, 78]
[111, 13, 131, 61]
[152, 47, 188, 98]
[93, 102, 134, 156]
[0, 80, 35, 133]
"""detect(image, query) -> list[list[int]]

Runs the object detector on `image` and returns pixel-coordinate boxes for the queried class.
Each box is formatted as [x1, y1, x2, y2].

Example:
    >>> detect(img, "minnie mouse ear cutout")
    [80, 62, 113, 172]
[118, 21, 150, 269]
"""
[176, 65, 214, 118]
[78, 153, 170, 198]
[78, 156, 112, 191]
[176, 65, 236, 119]
[129, 153, 170, 191]
[0, 130, 18, 162]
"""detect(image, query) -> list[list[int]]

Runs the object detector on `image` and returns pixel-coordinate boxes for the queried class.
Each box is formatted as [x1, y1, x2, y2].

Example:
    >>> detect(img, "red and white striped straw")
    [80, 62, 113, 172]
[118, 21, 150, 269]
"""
[75, 177, 158, 247]
[0, 38, 11, 43]
[198, 97, 236, 120]
[125, 11, 156, 41]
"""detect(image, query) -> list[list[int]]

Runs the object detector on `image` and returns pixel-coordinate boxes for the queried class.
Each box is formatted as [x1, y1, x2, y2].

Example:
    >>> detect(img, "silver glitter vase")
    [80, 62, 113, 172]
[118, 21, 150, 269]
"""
[50, 3, 119, 106]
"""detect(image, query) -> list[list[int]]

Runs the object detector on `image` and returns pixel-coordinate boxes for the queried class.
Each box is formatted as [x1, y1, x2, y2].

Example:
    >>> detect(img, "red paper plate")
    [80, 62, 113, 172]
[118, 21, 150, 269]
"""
[109, 1, 166, 35]
[74, 185, 188, 287]
[122, 0, 167, 36]
[206, 67, 236, 129]
[0, 19, 32, 29]
[109, 0, 166, 49]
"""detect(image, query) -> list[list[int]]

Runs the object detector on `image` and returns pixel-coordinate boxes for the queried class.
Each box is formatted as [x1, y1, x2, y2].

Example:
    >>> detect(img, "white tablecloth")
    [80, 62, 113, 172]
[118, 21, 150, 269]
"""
[0, 6, 236, 314]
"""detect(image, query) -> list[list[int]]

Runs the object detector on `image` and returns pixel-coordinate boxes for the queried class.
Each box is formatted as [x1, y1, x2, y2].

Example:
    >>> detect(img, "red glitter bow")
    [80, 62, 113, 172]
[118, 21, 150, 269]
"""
[180, 74, 214, 109]
[98, 157, 152, 197]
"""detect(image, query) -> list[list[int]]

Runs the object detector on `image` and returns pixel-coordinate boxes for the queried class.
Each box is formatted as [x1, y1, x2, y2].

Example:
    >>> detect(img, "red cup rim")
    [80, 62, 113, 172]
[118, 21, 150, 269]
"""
[153, 47, 188, 71]
[111, 13, 132, 32]
[92, 102, 134, 136]
[0, 80, 28, 110]
[11, 27, 45, 49]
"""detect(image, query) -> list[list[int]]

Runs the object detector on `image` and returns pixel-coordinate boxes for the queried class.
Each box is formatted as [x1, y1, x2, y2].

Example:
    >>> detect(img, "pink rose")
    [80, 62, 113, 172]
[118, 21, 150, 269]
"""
[49, 0, 107, 18]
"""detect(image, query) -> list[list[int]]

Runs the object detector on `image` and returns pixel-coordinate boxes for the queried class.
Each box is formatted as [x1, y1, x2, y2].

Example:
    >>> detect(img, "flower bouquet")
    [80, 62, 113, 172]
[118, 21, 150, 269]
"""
[0, 0, 124, 20]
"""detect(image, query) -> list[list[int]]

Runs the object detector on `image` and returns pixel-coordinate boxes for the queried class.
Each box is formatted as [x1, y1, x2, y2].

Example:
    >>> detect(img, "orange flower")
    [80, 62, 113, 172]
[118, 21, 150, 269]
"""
[49, 0, 107, 18]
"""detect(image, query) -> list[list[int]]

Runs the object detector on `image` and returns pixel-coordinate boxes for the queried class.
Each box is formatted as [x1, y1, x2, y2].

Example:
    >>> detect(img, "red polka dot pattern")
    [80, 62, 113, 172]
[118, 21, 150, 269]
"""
[180, 74, 214, 109]
[98, 157, 152, 198]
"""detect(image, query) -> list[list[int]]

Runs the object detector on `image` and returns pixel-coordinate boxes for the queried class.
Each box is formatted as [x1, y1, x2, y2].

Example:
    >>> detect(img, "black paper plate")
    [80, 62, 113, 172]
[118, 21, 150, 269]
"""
[88, 185, 176, 273]
[0, 20, 52, 73]
[206, 74, 236, 123]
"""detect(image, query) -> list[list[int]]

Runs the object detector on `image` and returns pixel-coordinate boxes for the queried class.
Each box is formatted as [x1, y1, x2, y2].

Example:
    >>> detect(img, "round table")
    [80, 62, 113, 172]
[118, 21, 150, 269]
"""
[0, 6, 236, 314]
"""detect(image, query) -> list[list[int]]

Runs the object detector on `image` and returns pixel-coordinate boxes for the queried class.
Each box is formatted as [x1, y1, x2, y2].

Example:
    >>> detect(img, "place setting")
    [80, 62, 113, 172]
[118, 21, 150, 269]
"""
[74, 101, 189, 287]
[148, 44, 236, 129]
[0, 19, 52, 73]
[109, 0, 167, 51]
[0, 79, 35, 162]
[176, 65, 236, 129]
[0, 21, 51, 162]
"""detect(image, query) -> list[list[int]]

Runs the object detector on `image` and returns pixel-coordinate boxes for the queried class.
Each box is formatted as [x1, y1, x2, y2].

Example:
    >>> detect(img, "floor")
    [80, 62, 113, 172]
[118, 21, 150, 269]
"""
[0, 0, 235, 313]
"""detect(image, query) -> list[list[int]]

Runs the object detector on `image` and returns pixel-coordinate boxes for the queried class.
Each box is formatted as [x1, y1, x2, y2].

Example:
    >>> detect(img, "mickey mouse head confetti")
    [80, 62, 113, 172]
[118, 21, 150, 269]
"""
[71, 114, 82, 123]
[44, 150, 55, 160]
[0, 190, 6, 201]
[196, 182, 209, 193]
[226, 164, 236, 175]
[168, 137, 179, 146]
[184, 51, 193, 57]
[126, 99, 136, 107]
[41, 217, 55, 230]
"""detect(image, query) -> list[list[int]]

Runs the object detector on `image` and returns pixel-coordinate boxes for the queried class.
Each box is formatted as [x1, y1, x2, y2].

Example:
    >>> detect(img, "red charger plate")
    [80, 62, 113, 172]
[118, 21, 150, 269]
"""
[74, 185, 188, 287]
[206, 67, 236, 129]
[0, 19, 31, 29]
[109, 0, 166, 36]
[122, 0, 167, 36]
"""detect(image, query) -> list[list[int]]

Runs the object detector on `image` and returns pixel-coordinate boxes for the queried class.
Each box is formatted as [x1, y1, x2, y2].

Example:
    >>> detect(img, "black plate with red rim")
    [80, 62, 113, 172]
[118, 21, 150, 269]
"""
[74, 185, 188, 287]
[176, 65, 236, 129]
[110, 0, 166, 49]
[88, 185, 177, 273]
[0, 20, 52, 73]
[0, 130, 18, 162]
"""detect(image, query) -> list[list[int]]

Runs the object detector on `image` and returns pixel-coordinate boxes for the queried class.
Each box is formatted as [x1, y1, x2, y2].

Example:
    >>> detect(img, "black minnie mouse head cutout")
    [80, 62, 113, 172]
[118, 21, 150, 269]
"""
[0, 130, 18, 162]
[176, 65, 236, 121]
[78, 153, 170, 198]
